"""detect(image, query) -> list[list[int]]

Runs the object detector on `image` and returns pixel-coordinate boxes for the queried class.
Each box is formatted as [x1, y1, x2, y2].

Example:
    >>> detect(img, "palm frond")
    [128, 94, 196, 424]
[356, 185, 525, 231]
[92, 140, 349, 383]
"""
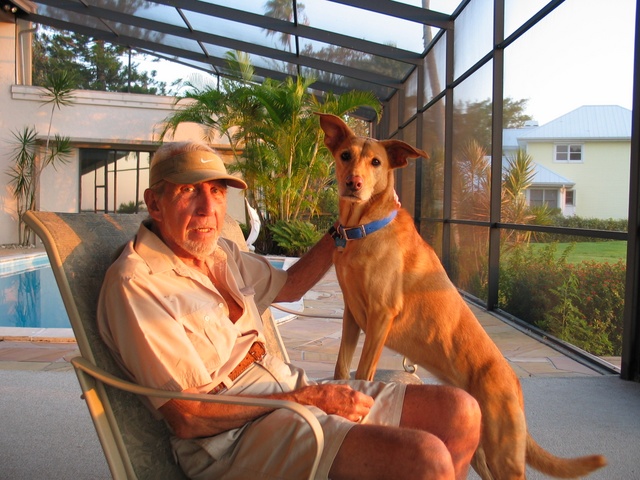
[40, 71, 76, 109]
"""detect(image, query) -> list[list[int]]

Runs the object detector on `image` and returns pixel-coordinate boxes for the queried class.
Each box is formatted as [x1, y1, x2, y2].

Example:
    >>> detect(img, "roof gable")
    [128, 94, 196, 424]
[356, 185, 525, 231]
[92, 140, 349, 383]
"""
[531, 163, 574, 187]
[518, 105, 631, 141]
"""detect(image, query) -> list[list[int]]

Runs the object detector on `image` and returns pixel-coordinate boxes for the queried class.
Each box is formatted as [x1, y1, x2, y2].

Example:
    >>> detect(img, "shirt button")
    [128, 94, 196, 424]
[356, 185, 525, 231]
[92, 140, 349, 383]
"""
[204, 315, 210, 322]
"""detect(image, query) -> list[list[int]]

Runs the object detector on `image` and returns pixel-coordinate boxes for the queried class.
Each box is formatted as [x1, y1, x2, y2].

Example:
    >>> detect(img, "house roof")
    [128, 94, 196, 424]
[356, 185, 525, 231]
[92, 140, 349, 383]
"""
[503, 126, 539, 150]
[531, 162, 574, 187]
[503, 128, 521, 150]
[517, 105, 632, 141]
[501, 156, 575, 188]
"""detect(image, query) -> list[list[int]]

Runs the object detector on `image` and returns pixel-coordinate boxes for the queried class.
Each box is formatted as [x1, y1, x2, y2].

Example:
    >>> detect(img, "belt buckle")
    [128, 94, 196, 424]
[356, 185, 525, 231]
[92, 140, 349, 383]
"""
[249, 342, 266, 362]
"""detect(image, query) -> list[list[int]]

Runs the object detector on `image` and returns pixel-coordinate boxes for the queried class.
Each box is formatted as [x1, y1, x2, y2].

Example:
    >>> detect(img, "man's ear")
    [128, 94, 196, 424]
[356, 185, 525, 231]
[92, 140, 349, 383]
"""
[316, 113, 354, 153]
[144, 188, 163, 222]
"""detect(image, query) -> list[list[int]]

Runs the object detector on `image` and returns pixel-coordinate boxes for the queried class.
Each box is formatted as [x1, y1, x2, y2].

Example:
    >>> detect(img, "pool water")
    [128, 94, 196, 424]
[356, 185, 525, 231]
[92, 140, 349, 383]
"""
[0, 254, 70, 329]
[0, 254, 301, 330]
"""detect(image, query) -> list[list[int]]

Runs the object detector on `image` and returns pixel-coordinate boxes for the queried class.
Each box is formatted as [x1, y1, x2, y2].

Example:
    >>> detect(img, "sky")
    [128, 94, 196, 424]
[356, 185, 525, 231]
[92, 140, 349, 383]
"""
[501, 0, 636, 125]
[141, 0, 636, 127]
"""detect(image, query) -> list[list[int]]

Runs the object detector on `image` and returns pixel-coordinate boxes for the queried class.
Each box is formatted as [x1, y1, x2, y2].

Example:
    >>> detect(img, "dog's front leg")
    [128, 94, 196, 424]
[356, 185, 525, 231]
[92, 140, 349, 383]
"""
[355, 316, 395, 381]
[334, 307, 360, 380]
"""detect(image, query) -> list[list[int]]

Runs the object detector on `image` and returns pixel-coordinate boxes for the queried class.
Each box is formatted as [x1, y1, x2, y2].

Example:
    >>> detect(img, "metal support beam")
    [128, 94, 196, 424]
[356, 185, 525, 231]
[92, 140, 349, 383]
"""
[487, 0, 505, 311]
[621, 1, 640, 382]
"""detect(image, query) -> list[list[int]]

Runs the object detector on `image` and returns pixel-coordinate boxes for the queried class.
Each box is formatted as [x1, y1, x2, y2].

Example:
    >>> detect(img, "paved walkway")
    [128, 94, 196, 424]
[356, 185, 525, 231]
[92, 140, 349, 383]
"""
[0, 264, 617, 378]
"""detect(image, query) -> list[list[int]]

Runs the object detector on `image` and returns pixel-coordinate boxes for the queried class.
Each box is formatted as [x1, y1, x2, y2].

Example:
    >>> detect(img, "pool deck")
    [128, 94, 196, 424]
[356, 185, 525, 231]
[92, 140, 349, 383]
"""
[0, 246, 620, 377]
[3, 248, 640, 480]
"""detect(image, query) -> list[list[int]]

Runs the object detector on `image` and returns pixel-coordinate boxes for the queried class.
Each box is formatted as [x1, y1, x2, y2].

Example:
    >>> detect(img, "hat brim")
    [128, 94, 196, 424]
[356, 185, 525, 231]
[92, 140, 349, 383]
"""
[164, 170, 248, 190]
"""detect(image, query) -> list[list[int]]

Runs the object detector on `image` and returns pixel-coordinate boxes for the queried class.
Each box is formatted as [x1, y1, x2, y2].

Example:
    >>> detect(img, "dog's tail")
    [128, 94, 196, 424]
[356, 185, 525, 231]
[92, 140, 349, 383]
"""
[527, 434, 607, 478]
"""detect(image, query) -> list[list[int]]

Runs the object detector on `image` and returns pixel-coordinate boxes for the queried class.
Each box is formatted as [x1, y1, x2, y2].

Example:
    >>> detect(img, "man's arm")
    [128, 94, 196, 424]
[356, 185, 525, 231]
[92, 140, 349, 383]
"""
[159, 383, 373, 439]
[273, 230, 335, 303]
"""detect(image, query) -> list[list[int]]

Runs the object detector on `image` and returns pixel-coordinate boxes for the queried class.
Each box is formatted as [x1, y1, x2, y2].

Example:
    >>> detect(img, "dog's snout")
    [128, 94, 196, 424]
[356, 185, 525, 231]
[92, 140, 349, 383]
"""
[346, 175, 364, 191]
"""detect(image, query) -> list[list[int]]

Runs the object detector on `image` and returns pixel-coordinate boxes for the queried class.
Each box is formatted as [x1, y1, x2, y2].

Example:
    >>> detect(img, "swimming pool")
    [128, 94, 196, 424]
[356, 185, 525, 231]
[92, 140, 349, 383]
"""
[0, 252, 73, 339]
[0, 253, 302, 339]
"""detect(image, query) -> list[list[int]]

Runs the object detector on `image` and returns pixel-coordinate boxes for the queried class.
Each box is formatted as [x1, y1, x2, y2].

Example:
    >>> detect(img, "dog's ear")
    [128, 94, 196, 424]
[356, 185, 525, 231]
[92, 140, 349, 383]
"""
[316, 113, 354, 152]
[381, 140, 430, 169]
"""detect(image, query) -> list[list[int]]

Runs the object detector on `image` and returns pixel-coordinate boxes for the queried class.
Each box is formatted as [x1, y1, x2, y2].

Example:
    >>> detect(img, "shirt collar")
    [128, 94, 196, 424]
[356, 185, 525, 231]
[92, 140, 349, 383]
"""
[134, 221, 228, 279]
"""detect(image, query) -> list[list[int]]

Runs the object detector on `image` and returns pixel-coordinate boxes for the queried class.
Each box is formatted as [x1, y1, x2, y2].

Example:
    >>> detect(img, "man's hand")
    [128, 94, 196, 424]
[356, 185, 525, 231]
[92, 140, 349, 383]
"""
[292, 384, 374, 422]
[160, 383, 374, 439]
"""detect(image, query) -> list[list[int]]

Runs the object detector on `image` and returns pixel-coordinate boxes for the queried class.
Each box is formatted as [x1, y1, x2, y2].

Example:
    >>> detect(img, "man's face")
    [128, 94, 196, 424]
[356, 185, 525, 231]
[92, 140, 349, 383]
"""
[145, 180, 228, 261]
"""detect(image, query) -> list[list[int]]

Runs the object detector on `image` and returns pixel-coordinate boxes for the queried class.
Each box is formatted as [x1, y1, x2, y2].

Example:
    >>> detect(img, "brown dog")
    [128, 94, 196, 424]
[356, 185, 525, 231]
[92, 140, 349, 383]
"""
[318, 113, 607, 480]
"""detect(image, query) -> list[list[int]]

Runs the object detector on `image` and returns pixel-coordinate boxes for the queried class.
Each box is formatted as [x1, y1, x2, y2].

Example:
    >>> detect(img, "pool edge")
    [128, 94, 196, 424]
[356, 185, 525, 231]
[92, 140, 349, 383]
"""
[0, 327, 75, 343]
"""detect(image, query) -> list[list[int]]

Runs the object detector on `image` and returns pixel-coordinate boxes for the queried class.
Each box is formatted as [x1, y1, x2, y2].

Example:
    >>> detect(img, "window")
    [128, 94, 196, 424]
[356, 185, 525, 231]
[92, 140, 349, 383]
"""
[565, 189, 575, 206]
[529, 189, 559, 208]
[80, 148, 152, 213]
[555, 144, 583, 163]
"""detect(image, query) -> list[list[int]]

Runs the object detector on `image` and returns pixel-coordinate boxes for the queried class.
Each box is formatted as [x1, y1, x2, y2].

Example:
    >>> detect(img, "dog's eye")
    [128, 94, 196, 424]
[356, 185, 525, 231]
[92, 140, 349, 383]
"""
[340, 151, 351, 161]
[372, 158, 381, 167]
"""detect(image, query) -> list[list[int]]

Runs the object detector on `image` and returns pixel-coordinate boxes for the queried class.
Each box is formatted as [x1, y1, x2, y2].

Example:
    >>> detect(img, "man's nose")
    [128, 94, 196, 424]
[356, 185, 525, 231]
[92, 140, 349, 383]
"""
[196, 191, 222, 214]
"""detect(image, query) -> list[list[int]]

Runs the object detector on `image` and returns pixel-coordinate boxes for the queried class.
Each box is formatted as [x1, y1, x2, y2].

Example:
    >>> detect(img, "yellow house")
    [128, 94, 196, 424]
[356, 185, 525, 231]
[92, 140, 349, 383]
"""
[511, 105, 632, 220]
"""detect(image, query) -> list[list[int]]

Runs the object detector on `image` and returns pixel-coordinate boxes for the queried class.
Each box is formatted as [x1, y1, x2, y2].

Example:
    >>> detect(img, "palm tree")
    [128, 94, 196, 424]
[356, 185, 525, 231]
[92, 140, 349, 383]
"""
[501, 148, 555, 244]
[453, 139, 491, 221]
[161, 51, 381, 230]
[6, 71, 74, 245]
[502, 149, 535, 221]
[263, 0, 309, 53]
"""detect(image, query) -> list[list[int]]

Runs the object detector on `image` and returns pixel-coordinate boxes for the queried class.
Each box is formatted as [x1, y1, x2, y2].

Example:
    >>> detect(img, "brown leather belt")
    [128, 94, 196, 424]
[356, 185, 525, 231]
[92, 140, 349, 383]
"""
[210, 341, 266, 394]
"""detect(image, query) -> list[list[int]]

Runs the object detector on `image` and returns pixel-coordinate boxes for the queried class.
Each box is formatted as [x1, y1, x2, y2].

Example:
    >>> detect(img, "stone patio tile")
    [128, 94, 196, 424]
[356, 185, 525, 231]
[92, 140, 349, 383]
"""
[0, 341, 79, 367]
[506, 362, 532, 378]
[278, 322, 341, 343]
[512, 362, 559, 376]
[548, 356, 601, 375]
[0, 361, 51, 371]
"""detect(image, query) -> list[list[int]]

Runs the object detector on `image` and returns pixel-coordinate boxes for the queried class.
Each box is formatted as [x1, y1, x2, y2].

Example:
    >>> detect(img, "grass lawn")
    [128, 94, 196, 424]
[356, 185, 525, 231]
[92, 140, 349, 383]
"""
[529, 240, 627, 264]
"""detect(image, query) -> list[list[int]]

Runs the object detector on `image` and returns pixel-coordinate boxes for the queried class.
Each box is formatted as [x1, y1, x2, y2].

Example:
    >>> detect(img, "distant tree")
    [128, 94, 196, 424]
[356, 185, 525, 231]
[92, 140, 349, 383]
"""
[454, 97, 533, 152]
[117, 200, 146, 213]
[33, 28, 177, 95]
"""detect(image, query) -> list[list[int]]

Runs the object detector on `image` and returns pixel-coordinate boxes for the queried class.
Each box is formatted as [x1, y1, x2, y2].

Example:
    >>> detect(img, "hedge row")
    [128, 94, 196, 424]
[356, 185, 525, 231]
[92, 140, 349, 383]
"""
[537, 215, 628, 243]
[498, 243, 624, 356]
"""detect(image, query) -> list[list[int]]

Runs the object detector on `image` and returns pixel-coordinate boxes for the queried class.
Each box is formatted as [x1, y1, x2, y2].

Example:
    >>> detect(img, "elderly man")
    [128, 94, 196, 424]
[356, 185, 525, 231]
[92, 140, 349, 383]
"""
[98, 141, 481, 480]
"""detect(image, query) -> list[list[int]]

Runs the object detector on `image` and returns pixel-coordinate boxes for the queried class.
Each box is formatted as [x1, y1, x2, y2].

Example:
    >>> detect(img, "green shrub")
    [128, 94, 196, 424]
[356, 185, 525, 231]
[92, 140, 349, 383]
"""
[499, 243, 625, 356]
[539, 271, 614, 355]
[268, 220, 323, 257]
[499, 243, 571, 324]
[239, 222, 250, 239]
[117, 201, 144, 213]
[538, 215, 627, 243]
[570, 260, 626, 354]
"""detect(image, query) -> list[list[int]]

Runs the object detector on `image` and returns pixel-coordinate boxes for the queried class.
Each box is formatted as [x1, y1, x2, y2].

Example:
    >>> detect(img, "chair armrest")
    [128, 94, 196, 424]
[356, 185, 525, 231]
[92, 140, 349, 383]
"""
[71, 356, 324, 480]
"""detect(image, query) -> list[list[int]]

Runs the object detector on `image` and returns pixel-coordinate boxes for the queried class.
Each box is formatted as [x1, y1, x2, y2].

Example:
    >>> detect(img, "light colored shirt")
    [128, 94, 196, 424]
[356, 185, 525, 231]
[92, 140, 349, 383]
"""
[97, 221, 288, 408]
[97, 222, 407, 480]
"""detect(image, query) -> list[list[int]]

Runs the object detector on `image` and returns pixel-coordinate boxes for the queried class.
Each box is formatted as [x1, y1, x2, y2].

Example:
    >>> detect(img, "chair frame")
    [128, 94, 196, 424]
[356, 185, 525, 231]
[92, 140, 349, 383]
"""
[24, 211, 324, 480]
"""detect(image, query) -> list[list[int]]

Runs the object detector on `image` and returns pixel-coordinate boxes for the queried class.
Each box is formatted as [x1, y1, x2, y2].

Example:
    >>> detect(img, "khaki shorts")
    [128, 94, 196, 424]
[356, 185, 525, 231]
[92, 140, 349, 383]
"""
[170, 360, 407, 480]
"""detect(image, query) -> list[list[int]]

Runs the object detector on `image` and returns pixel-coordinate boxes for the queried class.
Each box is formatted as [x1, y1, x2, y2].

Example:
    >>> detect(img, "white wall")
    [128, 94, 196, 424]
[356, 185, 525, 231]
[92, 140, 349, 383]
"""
[0, 21, 245, 245]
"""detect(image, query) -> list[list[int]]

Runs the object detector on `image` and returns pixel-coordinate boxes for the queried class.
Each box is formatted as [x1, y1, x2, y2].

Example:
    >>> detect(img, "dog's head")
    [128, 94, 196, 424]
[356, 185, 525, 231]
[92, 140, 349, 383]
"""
[318, 113, 429, 203]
